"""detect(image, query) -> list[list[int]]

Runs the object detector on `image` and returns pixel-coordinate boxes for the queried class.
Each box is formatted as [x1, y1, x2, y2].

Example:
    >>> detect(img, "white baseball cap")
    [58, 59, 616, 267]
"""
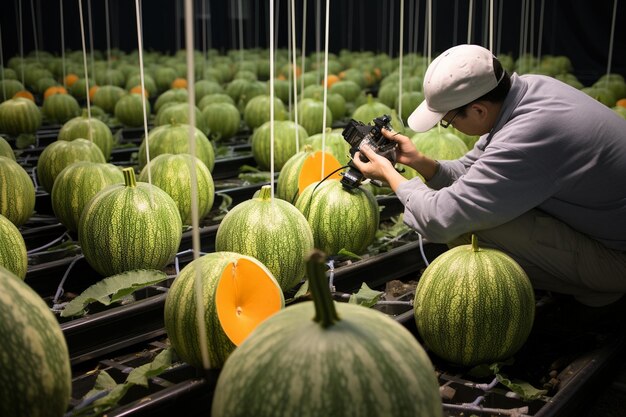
[407, 44, 502, 132]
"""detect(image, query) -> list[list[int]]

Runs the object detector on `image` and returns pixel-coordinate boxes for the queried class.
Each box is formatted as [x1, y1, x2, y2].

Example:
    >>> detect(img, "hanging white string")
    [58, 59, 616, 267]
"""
[315, 0, 321, 84]
[496, 0, 503, 55]
[489, 0, 494, 52]
[320, 0, 330, 180]
[18, 0, 25, 85]
[269, 0, 276, 199]
[606, 0, 618, 83]
[184, 0, 211, 373]
[78, 0, 92, 124]
[29, 0, 39, 61]
[300, 0, 307, 95]
[134, 0, 151, 196]
[105, 0, 112, 76]
[87, 0, 95, 83]
[60, 0, 67, 88]
[238, 0, 244, 63]
[290, 0, 300, 151]
[537, 0, 544, 61]
[414, 0, 420, 59]
[287, 0, 293, 116]
[398, 0, 404, 123]
[0, 24, 5, 102]
[467, 0, 473, 44]
[427, 0, 432, 63]
[518, 0, 525, 61]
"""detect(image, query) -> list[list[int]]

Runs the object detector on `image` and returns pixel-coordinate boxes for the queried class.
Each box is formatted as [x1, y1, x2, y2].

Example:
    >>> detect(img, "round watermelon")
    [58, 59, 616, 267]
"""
[0, 266, 72, 417]
[295, 179, 379, 255]
[0, 214, 28, 279]
[0, 156, 35, 226]
[413, 235, 536, 367]
[164, 252, 284, 369]
[78, 167, 182, 277]
[215, 185, 314, 291]
[250, 120, 308, 171]
[139, 154, 214, 225]
[51, 162, 124, 232]
[58, 114, 115, 161]
[0, 97, 42, 135]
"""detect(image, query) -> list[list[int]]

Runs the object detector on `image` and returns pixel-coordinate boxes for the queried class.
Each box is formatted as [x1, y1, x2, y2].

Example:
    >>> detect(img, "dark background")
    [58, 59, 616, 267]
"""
[1, 0, 624, 85]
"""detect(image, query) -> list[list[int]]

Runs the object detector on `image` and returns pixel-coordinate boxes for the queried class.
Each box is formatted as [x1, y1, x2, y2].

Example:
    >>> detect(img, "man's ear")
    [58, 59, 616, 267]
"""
[469, 101, 489, 121]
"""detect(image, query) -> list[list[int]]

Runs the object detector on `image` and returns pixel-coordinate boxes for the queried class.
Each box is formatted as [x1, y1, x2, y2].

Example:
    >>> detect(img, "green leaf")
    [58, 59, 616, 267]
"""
[238, 171, 272, 184]
[61, 269, 168, 317]
[337, 248, 362, 260]
[15, 133, 36, 149]
[238, 164, 261, 173]
[285, 280, 310, 305]
[126, 348, 172, 387]
[348, 282, 384, 307]
[495, 373, 548, 401]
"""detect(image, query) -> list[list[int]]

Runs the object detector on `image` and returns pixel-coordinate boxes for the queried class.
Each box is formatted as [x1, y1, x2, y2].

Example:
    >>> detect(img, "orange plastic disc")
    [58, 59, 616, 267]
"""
[298, 151, 342, 194]
[215, 257, 283, 346]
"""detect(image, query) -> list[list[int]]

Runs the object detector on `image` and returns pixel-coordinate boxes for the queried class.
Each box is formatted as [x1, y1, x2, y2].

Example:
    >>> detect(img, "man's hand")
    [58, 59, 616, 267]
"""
[351, 142, 408, 192]
[381, 128, 420, 167]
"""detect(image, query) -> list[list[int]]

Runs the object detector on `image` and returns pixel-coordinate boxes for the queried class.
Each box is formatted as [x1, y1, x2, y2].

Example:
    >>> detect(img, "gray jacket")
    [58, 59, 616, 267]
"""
[396, 73, 626, 251]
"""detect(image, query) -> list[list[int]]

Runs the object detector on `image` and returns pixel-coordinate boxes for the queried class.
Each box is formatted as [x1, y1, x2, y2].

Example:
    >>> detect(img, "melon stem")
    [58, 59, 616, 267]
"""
[471, 234, 479, 252]
[122, 167, 137, 187]
[258, 185, 272, 200]
[306, 250, 340, 328]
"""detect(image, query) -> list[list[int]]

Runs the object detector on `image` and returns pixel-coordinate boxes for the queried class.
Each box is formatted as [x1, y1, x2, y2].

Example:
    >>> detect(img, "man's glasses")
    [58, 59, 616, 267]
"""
[439, 109, 461, 128]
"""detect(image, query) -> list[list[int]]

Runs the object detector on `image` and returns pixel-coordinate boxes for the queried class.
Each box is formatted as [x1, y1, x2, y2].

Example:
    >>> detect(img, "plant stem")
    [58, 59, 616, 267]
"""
[258, 184, 272, 200]
[122, 167, 136, 187]
[306, 249, 340, 328]
[471, 234, 479, 252]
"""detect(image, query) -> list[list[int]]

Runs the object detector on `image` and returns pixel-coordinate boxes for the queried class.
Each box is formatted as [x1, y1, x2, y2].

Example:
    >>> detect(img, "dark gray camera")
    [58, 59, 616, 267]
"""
[340, 114, 397, 189]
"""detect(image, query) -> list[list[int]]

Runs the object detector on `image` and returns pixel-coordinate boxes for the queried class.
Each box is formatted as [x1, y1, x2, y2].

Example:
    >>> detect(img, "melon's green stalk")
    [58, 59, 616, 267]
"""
[258, 184, 272, 200]
[122, 167, 136, 187]
[471, 234, 479, 252]
[306, 250, 339, 328]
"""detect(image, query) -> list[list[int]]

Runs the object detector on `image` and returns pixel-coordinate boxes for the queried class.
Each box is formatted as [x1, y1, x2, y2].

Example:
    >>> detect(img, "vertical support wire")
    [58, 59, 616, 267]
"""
[489, 0, 494, 52]
[269, 0, 275, 199]
[315, 0, 321, 84]
[134, 0, 151, 193]
[537, 0, 544, 61]
[184, 0, 211, 372]
[427, 0, 432, 64]
[290, 0, 300, 151]
[300, 0, 307, 95]
[606, 0, 618, 82]
[87, 0, 95, 83]
[320, 0, 330, 181]
[398, 0, 404, 124]
[78, 0, 92, 123]
[29, 0, 39, 61]
[60, 0, 67, 88]
[467, 0, 473, 44]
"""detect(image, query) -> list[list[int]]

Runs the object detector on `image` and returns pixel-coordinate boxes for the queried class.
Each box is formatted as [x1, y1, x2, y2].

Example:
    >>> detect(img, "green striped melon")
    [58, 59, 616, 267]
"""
[198, 93, 235, 110]
[329, 79, 362, 102]
[326, 92, 347, 120]
[58, 114, 115, 160]
[194, 80, 225, 102]
[36, 139, 106, 192]
[0, 265, 72, 417]
[51, 162, 124, 232]
[202, 102, 241, 141]
[78, 167, 182, 277]
[0, 79, 26, 103]
[0, 136, 15, 160]
[124, 74, 158, 97]
[138, 123, 215, 171]
[413, 235, 535, 367]
[351, 96, 404, 133]
[276, 146, 343, 203]
[0, 155, 36, 226]
[139, 154, 214, 225]
[114, 93, 151, 128]
[250, 120, 308, 171]
[295, 179, 379, 255]
[243, 95, 286, 131]
[396, 91, 425, 121]
[0, 97, 42, 135]
[297, 98, 333, 135]
[0, 214, 28, 278]
[267, 78, 290, 103]
[154, 67, 178, 93]
[154, 88, 188, 113]
[92, 85, 127, 114]
[376, 82, 400, 108]
[164, 252, 284, 369]
[42, 93, 81, 124]
[211, 251, 443, 417]
[215, 185, 314, 291]
[401, 129, 469, 180]
[155, 103, 208, 134]
[305, 130, 351, 165]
